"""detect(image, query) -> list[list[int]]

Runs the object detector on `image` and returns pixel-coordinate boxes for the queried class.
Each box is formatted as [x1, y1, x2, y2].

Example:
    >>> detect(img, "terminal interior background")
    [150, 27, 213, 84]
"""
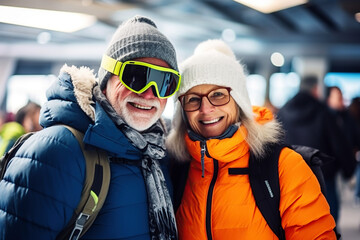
[0, 0, 360, 121]
[1, 0, 360, 238]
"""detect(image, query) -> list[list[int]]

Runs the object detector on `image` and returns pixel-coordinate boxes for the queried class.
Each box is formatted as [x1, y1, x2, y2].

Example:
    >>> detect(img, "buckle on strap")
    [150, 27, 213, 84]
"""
[69, 213, 90, 240]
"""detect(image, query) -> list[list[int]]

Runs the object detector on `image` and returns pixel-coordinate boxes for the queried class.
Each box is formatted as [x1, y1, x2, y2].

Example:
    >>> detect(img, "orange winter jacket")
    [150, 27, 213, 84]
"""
[176, 107, 336, 240]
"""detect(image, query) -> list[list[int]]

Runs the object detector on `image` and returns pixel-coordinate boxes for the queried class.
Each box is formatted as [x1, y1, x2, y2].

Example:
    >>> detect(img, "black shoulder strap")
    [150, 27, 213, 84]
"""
[250, 144, 340, 240]
[248, 144, 285, 240]
[0, 132, 34, 179]
[291, 145, 332, 197]
[170, 159, 191, 213]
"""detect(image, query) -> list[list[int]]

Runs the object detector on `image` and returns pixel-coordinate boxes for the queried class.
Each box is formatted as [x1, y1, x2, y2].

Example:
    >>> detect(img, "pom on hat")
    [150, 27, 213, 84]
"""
[194, 39, 236, 60]
[98, 15, 178, 90]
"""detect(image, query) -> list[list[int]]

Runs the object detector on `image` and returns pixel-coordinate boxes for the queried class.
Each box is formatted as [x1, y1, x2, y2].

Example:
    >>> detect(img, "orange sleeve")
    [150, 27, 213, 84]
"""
[278, 147, 337, 240]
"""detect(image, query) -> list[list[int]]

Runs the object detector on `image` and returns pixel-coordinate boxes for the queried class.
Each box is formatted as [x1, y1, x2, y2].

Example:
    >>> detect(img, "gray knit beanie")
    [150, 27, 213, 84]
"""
[98, 15, 178, 90]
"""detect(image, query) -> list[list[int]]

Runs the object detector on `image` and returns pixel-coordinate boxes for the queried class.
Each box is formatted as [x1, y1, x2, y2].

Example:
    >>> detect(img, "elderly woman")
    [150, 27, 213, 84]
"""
[166, 40, 336, 239]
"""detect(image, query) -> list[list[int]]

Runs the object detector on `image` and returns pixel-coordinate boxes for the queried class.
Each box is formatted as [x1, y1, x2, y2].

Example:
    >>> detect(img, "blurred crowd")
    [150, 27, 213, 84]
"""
[0, 101, 42, 156]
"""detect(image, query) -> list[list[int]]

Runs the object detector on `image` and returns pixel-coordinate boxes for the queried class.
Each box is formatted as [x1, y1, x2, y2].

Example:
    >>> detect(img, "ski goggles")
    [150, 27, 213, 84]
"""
[101, 54, 181, 99]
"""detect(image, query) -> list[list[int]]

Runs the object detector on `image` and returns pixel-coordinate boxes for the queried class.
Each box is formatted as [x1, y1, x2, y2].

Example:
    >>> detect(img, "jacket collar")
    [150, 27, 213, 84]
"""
[185, 124, 249, 163]
[83, 102, 142, 160]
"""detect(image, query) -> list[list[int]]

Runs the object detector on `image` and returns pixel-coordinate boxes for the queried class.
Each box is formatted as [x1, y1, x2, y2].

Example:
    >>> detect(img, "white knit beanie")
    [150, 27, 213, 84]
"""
[178, 39, 253, 120]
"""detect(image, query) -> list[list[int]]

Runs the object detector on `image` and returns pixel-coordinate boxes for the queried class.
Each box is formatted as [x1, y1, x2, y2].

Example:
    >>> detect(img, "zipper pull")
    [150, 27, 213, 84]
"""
[201, 141, 206, 178]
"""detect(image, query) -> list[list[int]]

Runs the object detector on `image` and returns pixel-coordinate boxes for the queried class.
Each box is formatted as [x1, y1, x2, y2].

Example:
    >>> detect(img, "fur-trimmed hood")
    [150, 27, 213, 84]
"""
[61, 64, 97, 121]
[39, 64, 97, 132]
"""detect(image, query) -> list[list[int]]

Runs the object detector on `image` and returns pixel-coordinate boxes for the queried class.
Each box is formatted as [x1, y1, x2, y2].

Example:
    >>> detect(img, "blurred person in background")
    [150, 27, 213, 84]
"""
[326, 86, 360, 183]
[167, 39, 336, 239]
[0, 101, 41, 156]
[277, 76, 357, 229]
[15, 101, 42, 133]
[0, 111, 6, 128]
[0, 15, 179, 239]
[349, 97, 360, 125]
[348, 97, 360, 204]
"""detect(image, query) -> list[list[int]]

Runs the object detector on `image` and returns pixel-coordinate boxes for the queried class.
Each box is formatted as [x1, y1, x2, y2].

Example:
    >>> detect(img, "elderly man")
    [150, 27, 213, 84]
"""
[0, 15, 180, 240]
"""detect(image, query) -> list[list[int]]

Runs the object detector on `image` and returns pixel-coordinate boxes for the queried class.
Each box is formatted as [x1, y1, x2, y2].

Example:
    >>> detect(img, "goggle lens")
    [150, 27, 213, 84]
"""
[121, 64, 147, 91]
[121, 64, 180, 98]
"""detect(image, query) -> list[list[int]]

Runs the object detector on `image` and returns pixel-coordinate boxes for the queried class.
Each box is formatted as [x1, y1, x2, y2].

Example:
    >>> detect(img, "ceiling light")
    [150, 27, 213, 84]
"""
[37, 32, 52, 44]
[233, 0, 308, 14]
[271, 52, 285, 67]
[0, 5, 96, 33]
[222, 29, 236, 42]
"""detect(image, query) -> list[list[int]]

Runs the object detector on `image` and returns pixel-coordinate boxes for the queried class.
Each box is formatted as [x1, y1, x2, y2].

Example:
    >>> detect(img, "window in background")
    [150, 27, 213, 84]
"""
[269, 72, 300, 108]
[6, 75, 56, 114]
[324, 72, 360, 106]
[246, 74, 266, 106]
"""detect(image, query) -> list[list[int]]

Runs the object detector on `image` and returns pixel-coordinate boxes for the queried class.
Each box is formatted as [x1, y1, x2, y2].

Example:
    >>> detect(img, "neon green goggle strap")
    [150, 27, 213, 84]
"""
[101, 54, 123, 75]
[100, 54, 180, 77]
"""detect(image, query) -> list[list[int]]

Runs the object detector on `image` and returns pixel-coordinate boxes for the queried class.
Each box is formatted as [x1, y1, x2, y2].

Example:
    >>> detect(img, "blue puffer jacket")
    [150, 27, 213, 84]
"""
[0, 65, 172, 240]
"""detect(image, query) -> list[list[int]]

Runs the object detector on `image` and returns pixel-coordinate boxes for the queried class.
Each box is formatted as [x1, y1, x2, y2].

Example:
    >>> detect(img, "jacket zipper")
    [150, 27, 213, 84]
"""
[204, 141, 219, 240]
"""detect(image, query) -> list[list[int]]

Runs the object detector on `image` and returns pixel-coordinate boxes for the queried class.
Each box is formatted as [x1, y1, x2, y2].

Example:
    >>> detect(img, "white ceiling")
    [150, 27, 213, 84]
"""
[1, 0, 360, 72]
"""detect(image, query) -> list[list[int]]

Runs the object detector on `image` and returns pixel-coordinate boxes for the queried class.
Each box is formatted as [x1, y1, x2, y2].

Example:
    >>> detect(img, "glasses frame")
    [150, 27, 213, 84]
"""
[100, 54, 181, 99]
[178, 87, 232, 112]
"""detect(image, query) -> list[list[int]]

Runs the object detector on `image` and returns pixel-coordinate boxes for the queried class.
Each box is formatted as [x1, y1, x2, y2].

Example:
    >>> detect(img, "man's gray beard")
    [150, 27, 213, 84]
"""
[118, 95, 163, 132]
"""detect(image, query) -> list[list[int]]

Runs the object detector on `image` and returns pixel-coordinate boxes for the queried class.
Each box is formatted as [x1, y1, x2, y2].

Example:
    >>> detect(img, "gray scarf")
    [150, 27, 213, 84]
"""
[93, 86, 177, 240]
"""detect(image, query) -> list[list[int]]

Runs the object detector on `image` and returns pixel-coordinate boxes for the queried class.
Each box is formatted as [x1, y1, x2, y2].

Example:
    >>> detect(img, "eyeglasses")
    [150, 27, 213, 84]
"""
[178, 87, 231, 112]
[100, 54, 181, 99]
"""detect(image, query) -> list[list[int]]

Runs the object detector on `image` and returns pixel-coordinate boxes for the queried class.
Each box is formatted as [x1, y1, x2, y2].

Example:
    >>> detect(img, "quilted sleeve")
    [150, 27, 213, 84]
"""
[0, 126, 86, 240]
[278, 147, 337, 240]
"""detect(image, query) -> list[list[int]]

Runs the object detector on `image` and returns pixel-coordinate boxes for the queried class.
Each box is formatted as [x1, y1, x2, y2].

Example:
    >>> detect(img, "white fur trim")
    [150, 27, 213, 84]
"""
[60, 64, 96, 121]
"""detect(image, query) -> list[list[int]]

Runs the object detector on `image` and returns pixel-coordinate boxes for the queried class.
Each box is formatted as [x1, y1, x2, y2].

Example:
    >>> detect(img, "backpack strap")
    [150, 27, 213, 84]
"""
[248, 144, 285, 240]
[170, 159, 191, 213]
[56, 125, 110, 240]
[0, 132, 34, 179]
[291, 145, 333, 197]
